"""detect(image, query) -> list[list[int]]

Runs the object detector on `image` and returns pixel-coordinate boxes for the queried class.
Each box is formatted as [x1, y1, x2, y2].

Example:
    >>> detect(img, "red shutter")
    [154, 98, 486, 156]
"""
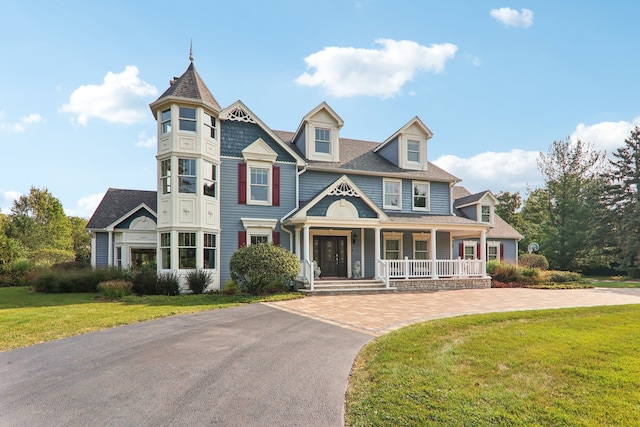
[458, 242, 464, 258]
[272, 231, 280, 246]
[238, 231, 246, 248]
[272, 166, 280, 207]
[500, 243, 504, 261]
[477, 243, 481, 259]
[238, 163, 247, 204]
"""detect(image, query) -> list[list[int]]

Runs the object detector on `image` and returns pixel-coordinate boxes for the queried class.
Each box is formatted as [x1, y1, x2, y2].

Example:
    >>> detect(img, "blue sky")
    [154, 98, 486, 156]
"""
[1, 1, 638, 218]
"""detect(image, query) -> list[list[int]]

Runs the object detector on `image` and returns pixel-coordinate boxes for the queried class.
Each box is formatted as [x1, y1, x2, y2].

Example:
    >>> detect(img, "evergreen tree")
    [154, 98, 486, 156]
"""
[604, 126, 640, 276]
[495, 191, 523, 230]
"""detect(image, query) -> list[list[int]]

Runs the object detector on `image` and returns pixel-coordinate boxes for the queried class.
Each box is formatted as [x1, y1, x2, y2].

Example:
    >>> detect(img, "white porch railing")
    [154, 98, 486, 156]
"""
[376, 259, 390, 288]
[383, 257, 486, 280]
[303, 258, 315, 291]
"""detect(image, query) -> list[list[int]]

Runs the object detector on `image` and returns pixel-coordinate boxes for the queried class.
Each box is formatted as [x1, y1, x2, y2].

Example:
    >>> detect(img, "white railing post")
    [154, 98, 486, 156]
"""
[404, 256, 409, 279]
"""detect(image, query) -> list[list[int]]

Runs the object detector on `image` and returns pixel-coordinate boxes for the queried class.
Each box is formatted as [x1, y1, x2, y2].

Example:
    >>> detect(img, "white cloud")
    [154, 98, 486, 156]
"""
[136, 131, 156, 148]
[570, 117, 640, 153]
[295, 39, 458, 98]
[0, 112, 44, 132]
[0, 190, 21, 214]
[61, 66, 158, 125]
[490, 7, 534, 28]
[65, 192, 105, 218]
[433, 149, 542, 195]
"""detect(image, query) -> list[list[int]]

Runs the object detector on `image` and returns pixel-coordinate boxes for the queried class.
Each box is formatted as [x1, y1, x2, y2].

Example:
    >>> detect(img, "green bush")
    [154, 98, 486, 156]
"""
[229, 243, 300, 295]
[30, 268, 125, 293]
[549, 270, 582, 283]
[98, 280, 133, 299]
[221, 279, 240, 295]
[157, 271, 180, 296]
[486, 260, 504, 275]
[0, 259, 33, 286]
[29, 248, 76, 267]
[491, 264, 521, 285]
[519, 254, 549, 270]
[185, 269, 211, 294]
[519, 267, 540, 285]
[130, 265, 159, 295]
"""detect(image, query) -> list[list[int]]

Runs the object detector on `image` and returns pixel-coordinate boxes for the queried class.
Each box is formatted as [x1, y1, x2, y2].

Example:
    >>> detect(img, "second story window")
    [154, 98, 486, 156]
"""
[204, 163, 217, 198]
[383, 179, 401, 210]
[160, 159, 171, 194]
[250, 168, 269, 202]
[407, 140, 420, 163]
[161, 109, 172, 134]
[315, 128, 331, 154]
[412, 181, 429, 211]
[178, 158, 196, 194]
[204, 113, 216, 138]
[179, 107, 196, 132]
[481, 205, 491, 223]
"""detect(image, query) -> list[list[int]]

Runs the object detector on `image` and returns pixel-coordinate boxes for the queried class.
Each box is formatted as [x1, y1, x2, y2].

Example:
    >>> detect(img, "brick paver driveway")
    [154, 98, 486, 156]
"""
[265, 287, 640, 336]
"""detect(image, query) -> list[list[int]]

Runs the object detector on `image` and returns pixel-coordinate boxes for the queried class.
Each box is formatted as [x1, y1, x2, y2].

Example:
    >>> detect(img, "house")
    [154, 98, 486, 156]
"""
[86, 53, 523, 292]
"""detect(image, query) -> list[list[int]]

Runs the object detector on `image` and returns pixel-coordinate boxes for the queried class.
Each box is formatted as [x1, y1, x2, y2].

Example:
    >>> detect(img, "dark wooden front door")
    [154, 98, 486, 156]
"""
[313, 236, 347, 278]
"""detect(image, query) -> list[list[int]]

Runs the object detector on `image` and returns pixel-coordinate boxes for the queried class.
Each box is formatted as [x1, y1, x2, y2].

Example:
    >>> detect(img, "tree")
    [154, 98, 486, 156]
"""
[6, 187, 73, 255]
[518, 187, 550, 255]
[603, 126, 640, 276]
[495, 191, 523, 230]
[0, 213, 27, 271]
[69, 216, 91, 264]
[536, 139, 608, 271]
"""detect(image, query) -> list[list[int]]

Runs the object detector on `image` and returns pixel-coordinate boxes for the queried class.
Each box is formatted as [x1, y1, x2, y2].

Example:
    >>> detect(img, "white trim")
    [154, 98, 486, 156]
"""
[412, 232, 430, 260]
[463, 240, 477, 260]
[487, 241, 500, 261]
[242, 138, 278, 163]
[383, 178, 402, 210]
[383, 231, 403, 260]
[246, 161, 272, 206]
[241, 218, 278, 229]
[308, 229, 353, 278]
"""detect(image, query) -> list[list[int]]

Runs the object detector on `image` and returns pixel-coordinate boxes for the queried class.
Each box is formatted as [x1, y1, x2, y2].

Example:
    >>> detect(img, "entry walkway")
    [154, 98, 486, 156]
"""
[264, 287, 640, 336]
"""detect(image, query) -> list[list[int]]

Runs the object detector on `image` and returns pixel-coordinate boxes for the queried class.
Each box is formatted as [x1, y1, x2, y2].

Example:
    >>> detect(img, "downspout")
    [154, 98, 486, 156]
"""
[280, 165, 307, 250]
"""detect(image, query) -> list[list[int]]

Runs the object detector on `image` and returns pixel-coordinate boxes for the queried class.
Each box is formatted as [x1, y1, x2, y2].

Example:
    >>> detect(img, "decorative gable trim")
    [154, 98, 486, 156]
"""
[219, 100, 306, 167]
[287, 175, 389, 222]
[292, 102, 344, 163]
[241, 138, 278, 163]
[105, 203, 157, 231]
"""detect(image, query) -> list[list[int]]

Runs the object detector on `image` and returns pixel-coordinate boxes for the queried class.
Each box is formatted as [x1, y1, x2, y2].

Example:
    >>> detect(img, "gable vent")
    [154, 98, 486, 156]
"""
[226, 106, 256, 123]
[329, 182, 360, 198]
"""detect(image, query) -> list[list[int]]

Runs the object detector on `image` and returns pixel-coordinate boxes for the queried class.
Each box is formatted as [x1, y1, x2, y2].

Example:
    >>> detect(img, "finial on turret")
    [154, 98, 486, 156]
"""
[189, 40, 194, 63]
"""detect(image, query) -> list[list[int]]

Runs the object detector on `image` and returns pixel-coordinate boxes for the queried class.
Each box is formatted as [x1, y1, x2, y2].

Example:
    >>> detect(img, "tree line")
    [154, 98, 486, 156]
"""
[496, 127, 640, 277]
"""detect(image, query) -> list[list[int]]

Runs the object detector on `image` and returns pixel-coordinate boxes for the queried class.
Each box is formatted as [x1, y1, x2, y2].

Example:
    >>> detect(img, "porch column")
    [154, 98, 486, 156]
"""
[431, 228, 438, 279]
[303, 225, 311, 284]
[90, 233, 96, 268]
[294, 227, 301, 259]
[107, 231, 113, 267]
[360, 227, 365, 278]
[374, 227, 381, 278]
[480, 229, 487, 277]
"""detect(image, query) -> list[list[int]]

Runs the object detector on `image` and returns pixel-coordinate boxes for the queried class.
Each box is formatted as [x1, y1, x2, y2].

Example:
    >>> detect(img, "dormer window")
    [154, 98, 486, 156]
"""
[407, 140, 420, 163]
[161, 109, 172, 134]
[315, 128, 331, 154]
[481, 204, 492, 223]
[179, 107, 196, 131]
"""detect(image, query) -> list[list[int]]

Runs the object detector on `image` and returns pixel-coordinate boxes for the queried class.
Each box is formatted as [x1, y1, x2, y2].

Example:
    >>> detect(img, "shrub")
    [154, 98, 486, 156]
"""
[130, 266, 159, 295]
[519, 254, 549, 270]
[98, 280, 133, 299]
[221, 280, 240, 295]
[486, 260, 504, 276]
[30, 268, 125, 293]
[549, 270, 582, 283]
[491, 264, 521, 285]
[29, 248, 76, 267]
[230, 243, 300, 295]
[185, 269, 211, 294]
[157, 272, 180, 296]
[0, 259, 33, 286]
[519, 267, 540, 285]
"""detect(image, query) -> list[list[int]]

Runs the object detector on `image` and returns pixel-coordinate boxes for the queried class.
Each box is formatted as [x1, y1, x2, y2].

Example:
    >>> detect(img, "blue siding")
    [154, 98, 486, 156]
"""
[364, 228, 376, 278]
[452, 238, 517, 261]
[293, 128, 306, 157]
[95, 232, 109, 268]
[219, 158, 297, 283]
[430, 182, 451, 215]
[460, 205, 477, 220]
[378, 138, 399, 166]
[221, 120, 297, 163]
[436, 231, 451, 259]
[114, 208, 156, 229]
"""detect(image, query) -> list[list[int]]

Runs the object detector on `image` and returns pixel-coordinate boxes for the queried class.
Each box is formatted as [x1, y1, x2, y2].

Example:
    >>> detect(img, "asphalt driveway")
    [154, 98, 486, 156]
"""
[0, 304, 370, 427]
[2, 287, 640, 426]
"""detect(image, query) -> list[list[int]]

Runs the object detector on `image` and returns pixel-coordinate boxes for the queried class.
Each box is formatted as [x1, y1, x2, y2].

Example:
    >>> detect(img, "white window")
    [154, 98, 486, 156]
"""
[160, 159, 171, 195]
[383, 232, 403, 260]
[383, 179, 402, 210]
[179, 107, 196, 132]
[160, 232, 171, 269]
[204, 163, 217, 198]
[463, 241, 476, 260]
[481, 204, 492, 223]
[161, 109, 171, 134]
[178, 158, 196, 194]
[412, 181, 430, 211]
[178, 232, 196, 269]
[204, 233, 217, 269]
[250, 167, 269, 203]
[413, 234, 430, 260]
[487, 242, 500, 261]
[407, 140, 420, 163]
[204, 113, 216, 139]
[242, 219, 277, 247]
[250, 235, 270, 245]
[315, 128, 331, 154]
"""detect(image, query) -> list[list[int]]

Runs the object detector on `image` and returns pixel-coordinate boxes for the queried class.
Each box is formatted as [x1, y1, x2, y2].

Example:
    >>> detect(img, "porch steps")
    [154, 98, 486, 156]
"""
[299, 279, 396, 295]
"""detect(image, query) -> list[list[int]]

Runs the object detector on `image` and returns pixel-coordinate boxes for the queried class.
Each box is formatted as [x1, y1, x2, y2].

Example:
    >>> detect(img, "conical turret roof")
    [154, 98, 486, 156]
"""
[153, 62, 221, 112]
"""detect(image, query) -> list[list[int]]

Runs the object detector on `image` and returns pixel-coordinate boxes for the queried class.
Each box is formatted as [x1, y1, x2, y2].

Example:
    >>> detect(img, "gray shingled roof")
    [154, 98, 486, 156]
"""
[453, 190, 491, 208]
[86, 188, 157, 230]
[387, 213, 481, 225]
[452, 186, 523, 239]
[155, 62, 221, 111]
[273, 130, 460, 182]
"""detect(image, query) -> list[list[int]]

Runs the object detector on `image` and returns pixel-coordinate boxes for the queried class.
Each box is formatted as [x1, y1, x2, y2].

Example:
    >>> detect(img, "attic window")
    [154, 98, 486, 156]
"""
[315, 128, 331, 154]
[407, 140, 420, 163]
[481, 205, 492, 223]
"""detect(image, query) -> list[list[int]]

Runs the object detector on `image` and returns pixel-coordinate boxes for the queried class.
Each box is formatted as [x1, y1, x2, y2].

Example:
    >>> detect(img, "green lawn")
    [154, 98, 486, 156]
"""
[0, 287, 304, 351]
[346, 305, 640, 427]
[586, 280, 640, 288]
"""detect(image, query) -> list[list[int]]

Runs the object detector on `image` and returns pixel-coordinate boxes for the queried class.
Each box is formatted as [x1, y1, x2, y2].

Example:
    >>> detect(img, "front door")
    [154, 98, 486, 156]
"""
[313, 236, 347, 278]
